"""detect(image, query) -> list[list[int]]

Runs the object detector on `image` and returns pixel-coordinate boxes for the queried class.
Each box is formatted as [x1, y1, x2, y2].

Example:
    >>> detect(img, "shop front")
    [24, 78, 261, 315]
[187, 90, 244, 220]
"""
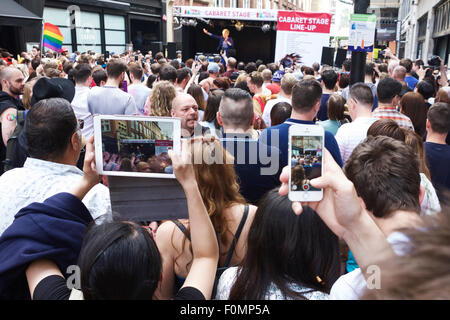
[2, 0, 165, 55]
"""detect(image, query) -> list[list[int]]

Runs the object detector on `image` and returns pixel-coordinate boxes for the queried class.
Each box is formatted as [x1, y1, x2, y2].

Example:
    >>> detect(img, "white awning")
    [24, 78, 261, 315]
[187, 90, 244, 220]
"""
[173, 6, 278, 22]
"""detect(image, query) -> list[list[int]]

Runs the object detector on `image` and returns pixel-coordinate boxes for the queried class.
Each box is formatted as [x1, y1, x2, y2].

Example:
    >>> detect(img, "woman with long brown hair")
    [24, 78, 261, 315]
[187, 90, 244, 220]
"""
[187, 84, 206, 121]
[399, 92, 428, 137]
[154, 137, 257, 299]
[187, 84, 206, 112]
[217, 189, 340, 300]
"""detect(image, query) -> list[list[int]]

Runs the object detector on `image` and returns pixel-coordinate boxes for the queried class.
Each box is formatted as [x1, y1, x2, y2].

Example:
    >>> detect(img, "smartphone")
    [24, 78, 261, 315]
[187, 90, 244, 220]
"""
[288, 124, 324, 202]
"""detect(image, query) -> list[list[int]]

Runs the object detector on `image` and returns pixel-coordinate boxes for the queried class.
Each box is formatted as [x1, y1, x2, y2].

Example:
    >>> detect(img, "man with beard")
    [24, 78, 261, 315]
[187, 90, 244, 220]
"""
[171, 93, 203, 138]
[0, 67, 25, 175]
[87, 59, 138, 115]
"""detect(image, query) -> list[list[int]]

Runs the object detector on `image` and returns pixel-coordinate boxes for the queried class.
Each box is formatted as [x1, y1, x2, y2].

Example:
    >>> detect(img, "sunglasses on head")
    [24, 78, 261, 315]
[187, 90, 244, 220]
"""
[77, 119, 84, 130]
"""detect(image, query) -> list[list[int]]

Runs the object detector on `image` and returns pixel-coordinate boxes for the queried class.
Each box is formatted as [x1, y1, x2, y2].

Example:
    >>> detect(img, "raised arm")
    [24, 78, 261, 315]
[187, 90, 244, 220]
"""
[385, 48, 399, 61]
[69, 136, 100, 200]
[203, 28, 221, 40]
[438, 57, 448, 88]
[168, 138, 219, 299]
[278, 148, 394, 277]
[221, 51, 228, 66]
[184, 61, 202, 94]
[26, 136, 99, 299]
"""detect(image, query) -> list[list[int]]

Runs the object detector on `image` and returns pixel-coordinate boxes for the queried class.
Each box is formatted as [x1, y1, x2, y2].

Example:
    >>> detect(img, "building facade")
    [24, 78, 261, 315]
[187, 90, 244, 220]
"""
[397, 0, 450, 64]
[1, 0, 166, 55]
[369, 0, 400, 52]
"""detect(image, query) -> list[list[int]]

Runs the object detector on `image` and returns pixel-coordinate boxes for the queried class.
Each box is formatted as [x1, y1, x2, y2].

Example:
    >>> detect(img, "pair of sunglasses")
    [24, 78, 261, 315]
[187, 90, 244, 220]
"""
[77, 119, 84, 130]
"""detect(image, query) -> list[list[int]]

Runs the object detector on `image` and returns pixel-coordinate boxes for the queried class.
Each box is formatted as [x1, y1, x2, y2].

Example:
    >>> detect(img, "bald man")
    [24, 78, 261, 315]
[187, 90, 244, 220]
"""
[171, 93, 200, 138]
[388, 60, 399, 77]
[0, 67, 25, 174]
[393, 65, 412, 97]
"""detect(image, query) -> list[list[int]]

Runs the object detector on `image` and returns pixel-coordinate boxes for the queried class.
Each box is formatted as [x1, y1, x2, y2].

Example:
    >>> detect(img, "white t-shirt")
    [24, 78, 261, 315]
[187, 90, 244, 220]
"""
[71, 86, 94, 138]
[335, 117, 379, 164]
[216, 266, 329, 300]
[262, 96, 291, 127]
[128, 83, 151, 115]
[420, 173, 441, 216]
[88, 86, 138, 116]
[330, 232, 411, 300]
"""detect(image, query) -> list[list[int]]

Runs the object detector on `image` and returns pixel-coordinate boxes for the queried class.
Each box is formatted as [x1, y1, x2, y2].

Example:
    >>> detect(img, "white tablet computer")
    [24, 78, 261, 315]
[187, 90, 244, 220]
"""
[93, 115, 181, 179]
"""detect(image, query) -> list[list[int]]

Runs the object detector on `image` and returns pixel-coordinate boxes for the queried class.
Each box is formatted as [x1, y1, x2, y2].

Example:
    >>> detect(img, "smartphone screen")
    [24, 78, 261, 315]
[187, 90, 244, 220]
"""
[290, 135, 323, 194]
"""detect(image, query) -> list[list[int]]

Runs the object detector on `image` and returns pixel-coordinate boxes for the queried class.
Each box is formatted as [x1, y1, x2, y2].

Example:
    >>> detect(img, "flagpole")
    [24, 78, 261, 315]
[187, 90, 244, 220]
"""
[40, 21, 44, 57]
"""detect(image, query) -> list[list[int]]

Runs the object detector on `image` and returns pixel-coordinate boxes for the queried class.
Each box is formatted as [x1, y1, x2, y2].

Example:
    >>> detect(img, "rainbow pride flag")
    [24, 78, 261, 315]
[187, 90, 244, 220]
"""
[43, 23, 63, 52]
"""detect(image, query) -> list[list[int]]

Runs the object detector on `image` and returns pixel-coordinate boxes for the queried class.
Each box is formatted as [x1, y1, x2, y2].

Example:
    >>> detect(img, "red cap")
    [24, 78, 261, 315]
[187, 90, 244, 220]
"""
[61, 47, 68, 52]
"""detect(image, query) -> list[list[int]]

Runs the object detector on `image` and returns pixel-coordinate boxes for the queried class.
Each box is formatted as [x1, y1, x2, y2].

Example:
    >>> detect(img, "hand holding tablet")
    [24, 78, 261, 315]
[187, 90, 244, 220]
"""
[93, 115, 181, 179]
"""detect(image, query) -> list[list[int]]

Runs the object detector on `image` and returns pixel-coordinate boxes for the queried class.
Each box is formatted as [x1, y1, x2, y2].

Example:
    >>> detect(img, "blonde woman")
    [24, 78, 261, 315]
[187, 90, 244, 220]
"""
[16, 64, 29, 82]
[22, 78, 38, 109]
[144, 80, 177, 116]
[235, 72, 248, 86]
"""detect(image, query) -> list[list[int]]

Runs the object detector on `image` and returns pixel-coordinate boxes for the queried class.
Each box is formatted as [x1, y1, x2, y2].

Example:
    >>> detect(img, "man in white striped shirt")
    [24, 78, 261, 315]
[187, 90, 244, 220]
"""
[335, 83, 378, 164]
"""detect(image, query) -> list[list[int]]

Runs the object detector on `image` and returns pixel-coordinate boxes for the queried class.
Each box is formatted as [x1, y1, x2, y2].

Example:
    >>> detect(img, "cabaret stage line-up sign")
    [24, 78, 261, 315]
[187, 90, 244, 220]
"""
[275, 11, 332, 68]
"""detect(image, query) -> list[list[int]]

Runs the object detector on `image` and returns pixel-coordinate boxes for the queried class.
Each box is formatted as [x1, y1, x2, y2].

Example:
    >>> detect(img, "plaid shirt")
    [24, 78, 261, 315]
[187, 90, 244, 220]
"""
[372, 105, 415, 131]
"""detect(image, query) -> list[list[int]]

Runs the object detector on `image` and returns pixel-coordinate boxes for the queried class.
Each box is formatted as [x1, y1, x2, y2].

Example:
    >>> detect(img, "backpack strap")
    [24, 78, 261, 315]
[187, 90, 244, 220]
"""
[17, 110, 25, 126]
[254, 96, 265, 113]
[172, 219, 191, 242]
[222, 204, 249, 268]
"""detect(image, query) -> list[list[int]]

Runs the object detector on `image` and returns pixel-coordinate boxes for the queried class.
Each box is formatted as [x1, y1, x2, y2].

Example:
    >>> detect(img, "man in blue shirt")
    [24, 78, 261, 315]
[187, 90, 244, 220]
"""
[259, 79, 343, 169]
[424, 102, 450, 204]
[218, 88, 282, 204]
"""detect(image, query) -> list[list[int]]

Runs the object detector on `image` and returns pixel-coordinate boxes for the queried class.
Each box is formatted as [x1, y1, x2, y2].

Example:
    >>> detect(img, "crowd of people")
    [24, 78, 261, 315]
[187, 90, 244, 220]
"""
[0, 43, 449, 300]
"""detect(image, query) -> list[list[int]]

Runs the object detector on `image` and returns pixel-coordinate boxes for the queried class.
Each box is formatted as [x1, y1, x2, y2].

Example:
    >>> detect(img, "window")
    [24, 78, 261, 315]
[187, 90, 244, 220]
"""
[266, 0, 271, 9]
[104, 14, 126, 54]
[257, 0, 263, 9]
[216, 0, 225, 7]
[434, 0, 450, 36]
[102, 120, 111, 132]
[418, 15, 427, 39]
[43, 7, 72, 51]
[76, 11, 101, 53]
[417, 41, 423, 59]
[230, 0, 237, 7]
[243, 0, 250, 8]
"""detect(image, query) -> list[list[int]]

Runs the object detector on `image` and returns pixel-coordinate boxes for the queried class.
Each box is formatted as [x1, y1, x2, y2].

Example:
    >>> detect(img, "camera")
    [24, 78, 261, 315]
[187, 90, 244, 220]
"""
[428, 55, 441, 68]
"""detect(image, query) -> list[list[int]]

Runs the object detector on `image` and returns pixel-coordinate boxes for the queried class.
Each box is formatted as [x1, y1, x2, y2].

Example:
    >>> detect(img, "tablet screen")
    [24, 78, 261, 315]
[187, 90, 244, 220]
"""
[98, 117, 179, 177]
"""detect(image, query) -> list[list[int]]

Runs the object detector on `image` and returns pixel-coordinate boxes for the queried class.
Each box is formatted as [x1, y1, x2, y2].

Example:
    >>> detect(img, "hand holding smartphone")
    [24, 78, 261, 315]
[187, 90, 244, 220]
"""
[288, 124, 324, 202]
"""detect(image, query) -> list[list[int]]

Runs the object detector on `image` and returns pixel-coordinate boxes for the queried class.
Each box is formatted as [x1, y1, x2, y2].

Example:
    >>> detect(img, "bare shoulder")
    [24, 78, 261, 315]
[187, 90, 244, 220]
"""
[227, 203, 257, 224]
[155, 219, 189, 251]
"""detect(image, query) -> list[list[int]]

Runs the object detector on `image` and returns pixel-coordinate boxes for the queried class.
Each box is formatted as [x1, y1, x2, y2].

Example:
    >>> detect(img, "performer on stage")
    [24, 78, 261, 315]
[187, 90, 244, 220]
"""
[203, 28, 234, 65]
